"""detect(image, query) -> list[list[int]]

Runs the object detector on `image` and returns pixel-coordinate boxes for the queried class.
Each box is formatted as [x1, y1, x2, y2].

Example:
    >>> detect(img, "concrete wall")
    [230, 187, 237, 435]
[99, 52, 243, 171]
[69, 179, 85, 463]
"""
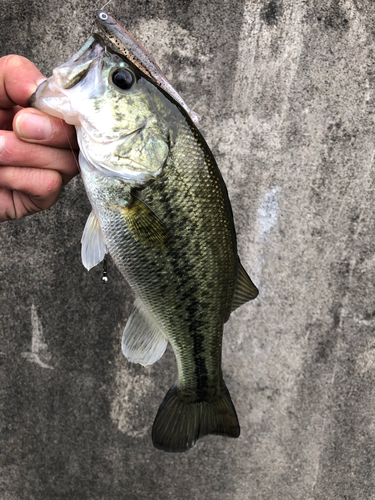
[1, 0, 375, 498]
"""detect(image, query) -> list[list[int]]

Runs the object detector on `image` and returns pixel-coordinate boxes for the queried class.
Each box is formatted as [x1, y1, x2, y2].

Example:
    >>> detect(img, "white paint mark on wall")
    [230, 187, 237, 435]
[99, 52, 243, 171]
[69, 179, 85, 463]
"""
[233, 1, 304, 128]
[356, 341, 375, 375]
[257, 186, 280, 235]
[252, 186, 280, 282]
[21, 303, 54, 370]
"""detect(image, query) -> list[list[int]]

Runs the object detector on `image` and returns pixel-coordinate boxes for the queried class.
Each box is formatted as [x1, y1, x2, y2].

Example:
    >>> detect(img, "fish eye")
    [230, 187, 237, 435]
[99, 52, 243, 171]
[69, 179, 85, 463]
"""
[112, 68, 134, 90]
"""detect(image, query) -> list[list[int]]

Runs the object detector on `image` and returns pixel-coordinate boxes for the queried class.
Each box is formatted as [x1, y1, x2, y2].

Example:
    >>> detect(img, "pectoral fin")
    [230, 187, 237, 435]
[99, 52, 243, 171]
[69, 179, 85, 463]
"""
[118, 197, 169, 249]
[81, 211, 106, 270]
[231, 259, 259, 313]
[122, 298, 168, 366]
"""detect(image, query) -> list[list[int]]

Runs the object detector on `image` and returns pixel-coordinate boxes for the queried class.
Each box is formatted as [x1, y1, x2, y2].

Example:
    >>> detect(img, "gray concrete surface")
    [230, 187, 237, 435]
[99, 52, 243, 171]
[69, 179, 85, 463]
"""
[1, 0, 375, 498]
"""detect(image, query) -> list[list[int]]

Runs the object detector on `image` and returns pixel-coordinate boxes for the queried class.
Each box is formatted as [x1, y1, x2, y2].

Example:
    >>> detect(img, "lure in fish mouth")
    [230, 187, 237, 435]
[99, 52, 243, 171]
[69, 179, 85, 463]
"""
[30, 12, 258, 452]
[94, 9, 201, 126]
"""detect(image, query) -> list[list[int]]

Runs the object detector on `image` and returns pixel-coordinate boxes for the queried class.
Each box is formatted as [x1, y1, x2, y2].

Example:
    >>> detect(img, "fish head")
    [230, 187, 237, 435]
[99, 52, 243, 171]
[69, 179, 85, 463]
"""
[30, 34, 177, 185]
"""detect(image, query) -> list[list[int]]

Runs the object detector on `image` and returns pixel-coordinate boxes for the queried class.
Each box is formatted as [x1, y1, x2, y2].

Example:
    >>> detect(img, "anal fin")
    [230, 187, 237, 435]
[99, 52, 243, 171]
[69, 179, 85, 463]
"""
[122, 298, 168, 366]
[231, 259, 258, 313]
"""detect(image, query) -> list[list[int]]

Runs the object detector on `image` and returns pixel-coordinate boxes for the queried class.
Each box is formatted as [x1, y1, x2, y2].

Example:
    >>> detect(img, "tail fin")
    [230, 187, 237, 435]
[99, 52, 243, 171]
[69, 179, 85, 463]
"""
[152, 380, 240, 452]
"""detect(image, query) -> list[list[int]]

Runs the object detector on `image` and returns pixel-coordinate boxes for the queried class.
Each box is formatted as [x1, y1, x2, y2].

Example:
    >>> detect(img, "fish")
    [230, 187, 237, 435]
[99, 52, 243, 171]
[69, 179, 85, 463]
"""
[30, 12, 258, 452]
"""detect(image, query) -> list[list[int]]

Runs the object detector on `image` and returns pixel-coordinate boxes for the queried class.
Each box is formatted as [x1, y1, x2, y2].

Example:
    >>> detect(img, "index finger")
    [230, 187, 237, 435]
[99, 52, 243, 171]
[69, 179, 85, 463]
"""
[0, 55, 46, 109]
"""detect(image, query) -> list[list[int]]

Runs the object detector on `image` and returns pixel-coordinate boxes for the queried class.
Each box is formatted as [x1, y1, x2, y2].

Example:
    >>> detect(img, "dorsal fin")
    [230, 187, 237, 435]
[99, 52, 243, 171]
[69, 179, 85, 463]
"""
[81, 211, 106, 270]
[231, 259, 258, 312]
[122, 298, 168, 366]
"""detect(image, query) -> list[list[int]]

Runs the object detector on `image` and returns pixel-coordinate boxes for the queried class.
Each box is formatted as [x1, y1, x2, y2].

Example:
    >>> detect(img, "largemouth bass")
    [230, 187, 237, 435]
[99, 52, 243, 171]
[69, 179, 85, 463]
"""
[30, 13, 258, 452]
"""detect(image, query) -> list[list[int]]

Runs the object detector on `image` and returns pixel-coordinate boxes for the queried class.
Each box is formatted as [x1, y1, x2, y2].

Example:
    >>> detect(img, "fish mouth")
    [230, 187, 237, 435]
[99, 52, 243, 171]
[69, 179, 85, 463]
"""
[29, 79, 75, 122]
[29, 82, 46, 108]
[29, 79, 50, 108]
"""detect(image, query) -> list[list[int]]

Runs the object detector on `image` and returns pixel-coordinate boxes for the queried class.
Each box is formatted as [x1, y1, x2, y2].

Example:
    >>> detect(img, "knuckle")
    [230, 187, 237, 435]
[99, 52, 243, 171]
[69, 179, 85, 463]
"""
[1, 54, 29, 72]
[0, 140, 12, 163]
[34, 170, 62, 199]
[46, 175, 62, 195]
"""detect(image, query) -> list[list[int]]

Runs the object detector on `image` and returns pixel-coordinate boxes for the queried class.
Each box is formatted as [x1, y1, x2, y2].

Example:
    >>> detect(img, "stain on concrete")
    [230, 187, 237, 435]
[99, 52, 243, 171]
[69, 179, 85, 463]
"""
[261, 0, 283, 26]
[21, 303, 54, 370]
[252, 186, 280, 283]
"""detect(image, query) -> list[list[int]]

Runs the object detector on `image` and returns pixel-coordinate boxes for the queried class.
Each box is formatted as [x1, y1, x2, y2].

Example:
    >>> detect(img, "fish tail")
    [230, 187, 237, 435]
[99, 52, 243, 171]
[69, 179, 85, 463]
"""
[152, 379, 240, 452]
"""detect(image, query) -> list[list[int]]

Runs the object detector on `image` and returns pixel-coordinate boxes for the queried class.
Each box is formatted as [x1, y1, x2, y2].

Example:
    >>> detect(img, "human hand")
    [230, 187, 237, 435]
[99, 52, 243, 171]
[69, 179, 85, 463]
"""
[0, 55, 79, 222]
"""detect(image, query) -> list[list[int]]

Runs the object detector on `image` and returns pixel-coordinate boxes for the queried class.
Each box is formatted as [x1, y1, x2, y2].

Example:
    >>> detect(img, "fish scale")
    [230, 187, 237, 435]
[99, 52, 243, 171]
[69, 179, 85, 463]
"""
[30, 19, 258, 452]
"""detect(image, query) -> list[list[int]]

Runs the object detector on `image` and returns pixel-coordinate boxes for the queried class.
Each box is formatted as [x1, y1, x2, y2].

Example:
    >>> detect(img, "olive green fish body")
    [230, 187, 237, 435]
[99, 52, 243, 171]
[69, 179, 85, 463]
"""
[84, 118, 236, 392]
[31, 24, 258, 452]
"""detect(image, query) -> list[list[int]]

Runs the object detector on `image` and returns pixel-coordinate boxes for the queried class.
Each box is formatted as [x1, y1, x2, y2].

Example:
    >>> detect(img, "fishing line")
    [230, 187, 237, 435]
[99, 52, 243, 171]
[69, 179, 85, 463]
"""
[100, 0, 113, 10]
[60, 118, 109, 284]
[49, 81, 80, 174]
[90, 0, 113, 33]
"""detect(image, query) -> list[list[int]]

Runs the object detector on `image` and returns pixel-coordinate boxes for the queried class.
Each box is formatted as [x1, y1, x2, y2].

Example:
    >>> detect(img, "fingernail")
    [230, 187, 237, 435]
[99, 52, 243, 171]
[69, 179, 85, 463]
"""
[15, 113, 53, 141]
[0, 135, 5, 154]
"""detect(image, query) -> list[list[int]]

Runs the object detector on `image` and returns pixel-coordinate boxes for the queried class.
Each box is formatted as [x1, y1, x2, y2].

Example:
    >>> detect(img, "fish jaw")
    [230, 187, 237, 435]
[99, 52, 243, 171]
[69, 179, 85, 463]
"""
[29, 79, 80, 125]
[29, 36, 106, 126]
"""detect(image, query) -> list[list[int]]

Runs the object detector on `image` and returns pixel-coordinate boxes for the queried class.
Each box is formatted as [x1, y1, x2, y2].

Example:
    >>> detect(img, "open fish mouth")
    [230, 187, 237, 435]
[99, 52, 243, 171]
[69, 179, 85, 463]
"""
[29, 80, 75, 123]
